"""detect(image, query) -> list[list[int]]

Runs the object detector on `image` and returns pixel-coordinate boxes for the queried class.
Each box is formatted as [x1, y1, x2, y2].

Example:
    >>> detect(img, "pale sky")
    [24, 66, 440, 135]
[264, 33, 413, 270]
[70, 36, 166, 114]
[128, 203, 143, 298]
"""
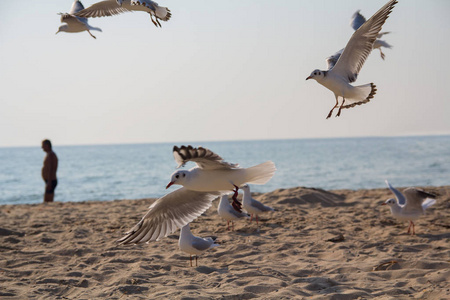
[1, 0, 449, 147]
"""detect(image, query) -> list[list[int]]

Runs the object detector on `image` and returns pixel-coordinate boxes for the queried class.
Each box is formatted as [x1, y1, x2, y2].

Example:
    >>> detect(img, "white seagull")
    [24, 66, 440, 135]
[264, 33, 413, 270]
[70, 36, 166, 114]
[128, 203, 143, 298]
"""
[217, 194, 249, 231]
[383, 180, 436, 235]
[306, 0, 397, 119]
[56, 0, 102, 39]
[117, 145, 275, 244]
[242, 185, 274, 226]
[74, 0, 171, 27]
[166, 145, 276, 212]
[178, 224, 219, 267]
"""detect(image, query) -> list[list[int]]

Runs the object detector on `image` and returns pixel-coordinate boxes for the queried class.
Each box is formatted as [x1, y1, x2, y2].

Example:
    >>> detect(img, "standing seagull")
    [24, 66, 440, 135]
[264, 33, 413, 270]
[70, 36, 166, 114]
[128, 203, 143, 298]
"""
[56, 0, 102, 39]
[74, 0, 171, 27]
[306, 0, 397, 119]
[117, 146, 275, 245]
[178, 224, 219, 267]
[242, 185, 274, 226]
[217, 194, 249, 231]
[351, 10, 392, 60]
[383, 180, 436, 235]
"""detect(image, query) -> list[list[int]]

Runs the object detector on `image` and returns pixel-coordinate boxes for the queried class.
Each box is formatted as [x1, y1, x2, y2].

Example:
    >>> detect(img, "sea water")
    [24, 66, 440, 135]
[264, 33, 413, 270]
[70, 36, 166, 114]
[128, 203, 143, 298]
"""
[0, 136, 449, 205]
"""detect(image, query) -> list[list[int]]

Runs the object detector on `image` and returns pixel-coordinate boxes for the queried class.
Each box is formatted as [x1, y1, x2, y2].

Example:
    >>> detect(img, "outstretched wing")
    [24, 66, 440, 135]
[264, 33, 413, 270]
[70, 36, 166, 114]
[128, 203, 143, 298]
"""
[326, 48, 344, 70]
[74, 0, 130, 18]
[117, 188, 221, 244]
[385, 180, 406, 206]
[350, 10, 366, 31]
[69, 0, 85, 14]
[173, 145, 239, 170]
[332, 0, 397, 83]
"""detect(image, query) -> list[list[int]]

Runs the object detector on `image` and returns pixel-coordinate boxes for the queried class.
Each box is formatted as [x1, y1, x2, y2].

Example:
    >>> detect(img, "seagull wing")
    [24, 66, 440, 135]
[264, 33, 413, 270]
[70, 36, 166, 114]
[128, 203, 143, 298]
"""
[350, 10, 366, 31]
[331, 0, 397, 83]
[117, 188, 221, 244]
[74, 0, 130, 18]
[69, 0, 85, 14]
[326, 48, 344, 70]
[173, 145, 239, 170]
[385, 180, 406, 206]
[250, 198, 274, 212]
[191, 237, 214, 251]
[403, 188, 436, 212]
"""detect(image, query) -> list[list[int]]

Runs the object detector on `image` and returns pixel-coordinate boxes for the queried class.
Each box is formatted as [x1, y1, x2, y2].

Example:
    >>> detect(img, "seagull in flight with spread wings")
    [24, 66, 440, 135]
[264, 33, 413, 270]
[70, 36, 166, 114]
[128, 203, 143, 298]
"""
[74, 0, 171, 27]
[306, 0, 397, 119]
[117, 145, 275, 244]
[56, 0, 102, 39]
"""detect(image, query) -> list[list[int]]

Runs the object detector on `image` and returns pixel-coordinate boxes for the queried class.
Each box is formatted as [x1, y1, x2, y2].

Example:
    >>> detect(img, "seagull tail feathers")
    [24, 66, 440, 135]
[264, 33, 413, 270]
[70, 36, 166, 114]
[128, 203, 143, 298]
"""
[244, 161, 276, 185]
[155, 6, 171, 21]
[342, 83, 377, 109]
[422, 198, 436, 210]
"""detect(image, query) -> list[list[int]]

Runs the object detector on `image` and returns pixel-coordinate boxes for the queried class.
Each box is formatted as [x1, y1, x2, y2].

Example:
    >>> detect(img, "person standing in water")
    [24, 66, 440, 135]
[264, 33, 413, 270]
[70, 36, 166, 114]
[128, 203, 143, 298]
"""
[41, 139, 58, 203]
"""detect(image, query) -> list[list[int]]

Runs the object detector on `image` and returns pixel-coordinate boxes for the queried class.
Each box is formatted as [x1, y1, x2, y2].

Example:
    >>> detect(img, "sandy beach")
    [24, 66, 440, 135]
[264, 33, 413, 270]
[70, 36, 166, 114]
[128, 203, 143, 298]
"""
[1, 186, 449, 299]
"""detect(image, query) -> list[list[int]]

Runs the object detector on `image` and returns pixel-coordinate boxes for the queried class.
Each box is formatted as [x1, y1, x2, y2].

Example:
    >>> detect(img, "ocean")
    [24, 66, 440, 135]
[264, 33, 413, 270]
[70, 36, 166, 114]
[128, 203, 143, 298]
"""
[1, 136, 449, 205]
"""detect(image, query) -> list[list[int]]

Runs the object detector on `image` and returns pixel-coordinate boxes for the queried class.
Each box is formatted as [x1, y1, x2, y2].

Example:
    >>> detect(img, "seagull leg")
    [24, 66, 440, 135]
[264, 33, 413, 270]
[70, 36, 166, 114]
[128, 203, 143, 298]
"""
[149, 13, 159, 27]
[231, 184, 243, 213]
[407, 221, 411, 235]
[336, 98, 346, 117]
[327, 95, 339, 119]
[256, 215, 259, 226]
[232, 221, 235, 231]
[411, 221, 416, 235]
[249, 214, 253, 223]
[190, 255, 193, 267]
[227, 220, 230, 231]
[379, 49, 385, 60]
[87, 30, 96, 39]
[195, 256, 198, 267]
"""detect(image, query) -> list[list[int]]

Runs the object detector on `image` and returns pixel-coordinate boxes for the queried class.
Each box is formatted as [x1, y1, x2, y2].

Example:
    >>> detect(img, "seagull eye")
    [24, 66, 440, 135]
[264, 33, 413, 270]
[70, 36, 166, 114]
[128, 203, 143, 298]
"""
[183, 173, 186, 177]
[175, 175, 179, 179]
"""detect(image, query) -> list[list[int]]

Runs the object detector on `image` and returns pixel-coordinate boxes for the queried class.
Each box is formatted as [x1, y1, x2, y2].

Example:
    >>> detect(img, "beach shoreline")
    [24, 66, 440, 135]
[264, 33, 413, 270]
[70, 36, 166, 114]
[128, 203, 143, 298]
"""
[1, 186, 449, 299]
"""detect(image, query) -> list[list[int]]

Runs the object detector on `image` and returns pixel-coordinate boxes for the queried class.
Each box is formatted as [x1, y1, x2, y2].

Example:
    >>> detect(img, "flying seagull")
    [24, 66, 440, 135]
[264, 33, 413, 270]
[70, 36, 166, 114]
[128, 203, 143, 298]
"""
[56, 0, 102, 39]
[117, 145, 275, 244]
[306, 0, 397, 119]
[74, 0, 171, 27]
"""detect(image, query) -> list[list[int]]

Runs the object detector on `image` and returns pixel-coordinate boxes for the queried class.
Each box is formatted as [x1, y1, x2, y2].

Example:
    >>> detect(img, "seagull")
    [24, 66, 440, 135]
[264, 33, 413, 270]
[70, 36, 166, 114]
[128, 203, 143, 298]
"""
[74, 0, 171, 27]
[351, 10, 393, 60]
[306, 0, 397, 119]
[178, 224, 219, 267]
[166, 145, 276, 213]
[117, 145, 275, 245]
[56, 0, 102, 39]
[217, 194, 249, 231]
[241, 185, 274, 226]
[383, 180, 437, 235]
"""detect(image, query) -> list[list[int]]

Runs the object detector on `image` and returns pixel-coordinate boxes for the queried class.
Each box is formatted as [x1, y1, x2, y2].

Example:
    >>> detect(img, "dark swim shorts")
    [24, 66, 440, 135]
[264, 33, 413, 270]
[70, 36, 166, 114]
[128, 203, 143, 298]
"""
[45, 180, 58, 194]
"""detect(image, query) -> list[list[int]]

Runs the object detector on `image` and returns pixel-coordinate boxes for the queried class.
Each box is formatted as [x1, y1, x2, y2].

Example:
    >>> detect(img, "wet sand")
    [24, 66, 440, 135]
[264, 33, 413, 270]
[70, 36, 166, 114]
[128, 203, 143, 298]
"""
[1, 186, 449, 299]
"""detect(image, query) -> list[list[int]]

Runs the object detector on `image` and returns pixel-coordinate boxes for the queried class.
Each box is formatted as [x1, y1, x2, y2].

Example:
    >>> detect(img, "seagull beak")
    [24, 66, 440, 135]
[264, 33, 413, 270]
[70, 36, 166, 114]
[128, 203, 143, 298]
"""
[306, 76, 312, 80]
[381, 203, 387, 206]
[166, 181, 174, 189]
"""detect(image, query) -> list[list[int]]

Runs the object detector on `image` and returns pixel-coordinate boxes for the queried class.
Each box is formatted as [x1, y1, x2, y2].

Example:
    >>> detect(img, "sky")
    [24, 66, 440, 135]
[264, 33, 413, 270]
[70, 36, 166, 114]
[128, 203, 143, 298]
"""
[1, 0, 449, 147]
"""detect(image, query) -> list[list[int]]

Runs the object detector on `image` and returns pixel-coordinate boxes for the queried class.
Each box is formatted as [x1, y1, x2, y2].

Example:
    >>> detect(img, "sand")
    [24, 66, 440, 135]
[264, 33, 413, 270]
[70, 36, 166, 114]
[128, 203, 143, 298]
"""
[0, 186, 449, 299]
